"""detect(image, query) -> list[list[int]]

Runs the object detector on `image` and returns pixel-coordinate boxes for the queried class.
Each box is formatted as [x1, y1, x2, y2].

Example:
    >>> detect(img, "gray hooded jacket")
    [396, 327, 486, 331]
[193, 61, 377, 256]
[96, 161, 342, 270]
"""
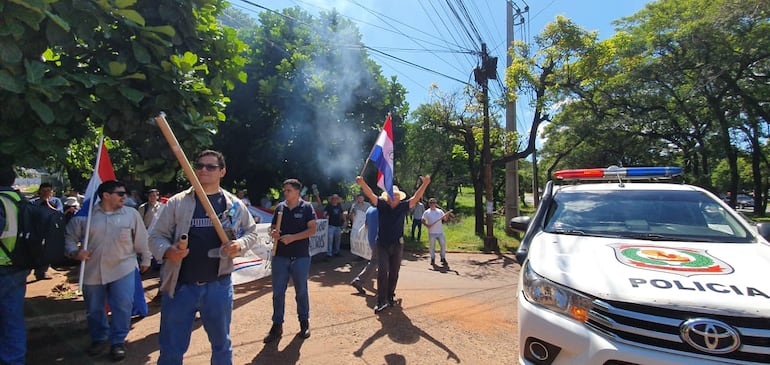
[149, 187, 260, 297]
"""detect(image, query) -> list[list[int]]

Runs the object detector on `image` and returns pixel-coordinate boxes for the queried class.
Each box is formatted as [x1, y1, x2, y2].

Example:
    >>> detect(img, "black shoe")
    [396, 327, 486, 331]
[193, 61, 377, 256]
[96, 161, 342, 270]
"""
[350, 280, 365, 295]
[430, 259, 435, 266]
[110, 343, 126, 361]
[388, 296, 397, 307]
[87, 340, 108, 356]
[299, 320, 310, 339]
[441, 258, 448, 266]
[263, 323, 283, 343]
[35, 274, 51, 281]
[374, 302, 389, 313]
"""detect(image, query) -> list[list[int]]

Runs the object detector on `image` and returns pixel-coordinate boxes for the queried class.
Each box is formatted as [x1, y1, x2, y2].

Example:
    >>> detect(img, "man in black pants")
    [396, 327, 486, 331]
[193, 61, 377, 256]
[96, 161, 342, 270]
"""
[356, 175, 430, 313]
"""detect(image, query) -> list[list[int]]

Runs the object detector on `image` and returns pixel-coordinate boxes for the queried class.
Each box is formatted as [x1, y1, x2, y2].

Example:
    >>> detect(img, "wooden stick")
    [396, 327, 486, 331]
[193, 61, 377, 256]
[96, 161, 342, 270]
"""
[272, 209, 284, 256]
[154, 112, 229, 245]
[426, 209, 453, 227]
[359, 140, 376, 177]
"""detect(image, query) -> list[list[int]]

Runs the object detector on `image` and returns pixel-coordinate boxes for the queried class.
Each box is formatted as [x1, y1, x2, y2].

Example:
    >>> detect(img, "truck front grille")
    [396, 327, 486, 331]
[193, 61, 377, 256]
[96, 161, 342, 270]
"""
[587, 299, 770, 364]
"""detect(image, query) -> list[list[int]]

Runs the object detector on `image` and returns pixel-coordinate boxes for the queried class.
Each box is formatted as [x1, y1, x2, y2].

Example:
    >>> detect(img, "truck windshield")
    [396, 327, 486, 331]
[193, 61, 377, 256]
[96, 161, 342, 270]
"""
[543, 190, 754, 243]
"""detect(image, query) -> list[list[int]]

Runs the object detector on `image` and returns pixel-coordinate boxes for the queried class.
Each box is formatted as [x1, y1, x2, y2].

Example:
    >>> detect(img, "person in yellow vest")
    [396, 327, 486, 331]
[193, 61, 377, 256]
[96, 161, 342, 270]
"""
[0, 164, 29, 365]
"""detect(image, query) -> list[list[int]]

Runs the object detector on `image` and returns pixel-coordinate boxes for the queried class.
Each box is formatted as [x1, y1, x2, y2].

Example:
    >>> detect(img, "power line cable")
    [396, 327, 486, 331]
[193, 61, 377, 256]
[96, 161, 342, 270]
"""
[232, 1, 475, 87]
[344, 0, 472, 75]
[363, 46, 471, 86]
[417, 0, 479, 74]
[443, 0, 481, 47]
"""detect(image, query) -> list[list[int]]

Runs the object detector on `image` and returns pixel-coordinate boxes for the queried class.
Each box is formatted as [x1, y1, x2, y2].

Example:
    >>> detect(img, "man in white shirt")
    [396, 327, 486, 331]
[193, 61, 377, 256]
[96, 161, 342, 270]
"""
[138, 189, 162, 229]
[422, 198, 448, 266]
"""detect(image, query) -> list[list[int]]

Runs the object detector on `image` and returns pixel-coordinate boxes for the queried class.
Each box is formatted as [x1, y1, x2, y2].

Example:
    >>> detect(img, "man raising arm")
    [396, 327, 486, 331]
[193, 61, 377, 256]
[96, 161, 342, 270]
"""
[355, 175, 430, 313]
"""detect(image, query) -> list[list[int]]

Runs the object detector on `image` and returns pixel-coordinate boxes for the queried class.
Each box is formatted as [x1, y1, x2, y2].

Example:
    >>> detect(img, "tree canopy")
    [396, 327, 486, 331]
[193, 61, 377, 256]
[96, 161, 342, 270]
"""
[215, 7, 408, 199]
[513, 0, 769, 213]
[0, 0, 247, 184]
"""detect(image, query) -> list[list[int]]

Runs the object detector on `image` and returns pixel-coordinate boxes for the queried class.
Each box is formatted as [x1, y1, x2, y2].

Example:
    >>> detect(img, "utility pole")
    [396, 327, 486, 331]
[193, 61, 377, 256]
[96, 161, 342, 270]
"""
[476, 43, 498, 252]
[532, 148, 539, 207]
[504, 0, 521, 232]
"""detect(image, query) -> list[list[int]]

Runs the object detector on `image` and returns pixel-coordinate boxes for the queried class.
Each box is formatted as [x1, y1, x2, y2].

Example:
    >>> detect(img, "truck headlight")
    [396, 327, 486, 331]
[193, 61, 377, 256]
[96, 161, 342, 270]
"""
[521, 261, 593, 323]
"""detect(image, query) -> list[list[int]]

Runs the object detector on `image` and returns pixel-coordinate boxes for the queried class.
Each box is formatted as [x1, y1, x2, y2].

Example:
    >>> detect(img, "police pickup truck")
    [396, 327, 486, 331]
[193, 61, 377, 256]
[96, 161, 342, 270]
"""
[510, 166, 770, 365]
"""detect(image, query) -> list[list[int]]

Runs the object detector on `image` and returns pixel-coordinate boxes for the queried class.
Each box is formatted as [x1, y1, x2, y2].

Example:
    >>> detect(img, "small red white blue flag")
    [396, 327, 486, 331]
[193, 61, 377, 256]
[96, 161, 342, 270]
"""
[76, 138, 116, 217]
[369, 114, 394, 200]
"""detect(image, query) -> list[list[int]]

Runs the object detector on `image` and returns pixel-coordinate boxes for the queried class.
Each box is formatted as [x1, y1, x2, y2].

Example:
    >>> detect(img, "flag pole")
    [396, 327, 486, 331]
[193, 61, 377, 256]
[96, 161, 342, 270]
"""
[360, 112, 392, 177]
[78, 136, 105, 292]
[359, 144, 376, 177]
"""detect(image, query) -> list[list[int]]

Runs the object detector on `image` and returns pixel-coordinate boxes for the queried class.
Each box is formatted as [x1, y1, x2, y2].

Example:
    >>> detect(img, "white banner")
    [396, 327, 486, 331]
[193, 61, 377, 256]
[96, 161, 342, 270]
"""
[232, 223, 272, 285]
[309, 219, 329, 256]
[350, 224, 372, 260]
[232, 219, 329, 285]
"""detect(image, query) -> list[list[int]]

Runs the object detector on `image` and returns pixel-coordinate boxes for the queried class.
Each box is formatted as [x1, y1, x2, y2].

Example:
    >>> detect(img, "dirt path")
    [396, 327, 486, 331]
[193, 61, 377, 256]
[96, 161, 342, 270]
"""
[26, 251, 520, 364]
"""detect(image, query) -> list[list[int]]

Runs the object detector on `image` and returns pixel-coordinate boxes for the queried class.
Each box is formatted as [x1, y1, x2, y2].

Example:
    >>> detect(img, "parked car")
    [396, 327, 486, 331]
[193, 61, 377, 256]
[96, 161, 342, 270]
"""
[736, 194, 754, 209]
[510, 166, 770, 365]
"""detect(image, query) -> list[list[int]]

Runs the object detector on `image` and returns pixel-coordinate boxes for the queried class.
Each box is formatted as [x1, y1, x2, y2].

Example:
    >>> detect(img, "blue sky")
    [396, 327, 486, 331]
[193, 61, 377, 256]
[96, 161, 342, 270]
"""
[230, 0, 651, 142]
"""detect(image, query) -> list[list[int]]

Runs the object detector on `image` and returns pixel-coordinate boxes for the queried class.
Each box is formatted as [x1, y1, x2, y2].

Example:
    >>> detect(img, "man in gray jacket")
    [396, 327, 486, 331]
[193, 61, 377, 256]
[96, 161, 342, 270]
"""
[149, 150, 259, 365]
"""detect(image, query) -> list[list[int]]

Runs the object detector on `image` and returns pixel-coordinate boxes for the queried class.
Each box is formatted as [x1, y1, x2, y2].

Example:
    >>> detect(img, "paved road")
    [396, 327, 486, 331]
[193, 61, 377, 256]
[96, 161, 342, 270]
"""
[25, 251, 520, 364]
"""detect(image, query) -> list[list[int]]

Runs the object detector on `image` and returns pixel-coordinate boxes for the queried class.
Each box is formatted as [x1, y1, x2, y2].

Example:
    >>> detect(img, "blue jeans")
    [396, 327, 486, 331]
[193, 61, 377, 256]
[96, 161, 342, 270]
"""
[411, 218, 422, 240]
[83, 270, 135, 345]
[158, 276, 233, 365]
[271, 256, 310, 324]
[0, 267, 29, 365]
[327, 225, 342, 256]
[428, 233, 447, 260]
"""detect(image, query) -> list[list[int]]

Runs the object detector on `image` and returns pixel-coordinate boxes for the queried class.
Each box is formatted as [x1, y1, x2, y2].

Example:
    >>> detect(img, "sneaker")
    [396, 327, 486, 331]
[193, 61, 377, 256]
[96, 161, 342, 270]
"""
[263, 323, 283, 343]
[110, 343, 126, 361]
[441, 258, 448, 266]
[430, 258, 435, 266]
[374, 302, 389, 313]
[87, 340, 108, 356]
[299, 320, 310, 339]
[388, 296, 398, 307]
[350, 280, 365, 295]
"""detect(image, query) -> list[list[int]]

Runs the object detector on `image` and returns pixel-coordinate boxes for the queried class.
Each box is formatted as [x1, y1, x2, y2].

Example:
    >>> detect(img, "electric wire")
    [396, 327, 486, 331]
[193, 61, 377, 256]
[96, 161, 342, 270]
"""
[233, 0, 477, 91]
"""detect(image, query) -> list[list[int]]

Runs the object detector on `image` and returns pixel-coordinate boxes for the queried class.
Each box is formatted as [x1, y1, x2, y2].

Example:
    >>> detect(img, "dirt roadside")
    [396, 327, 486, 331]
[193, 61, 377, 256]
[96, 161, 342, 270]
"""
[24, 251, 520, 364]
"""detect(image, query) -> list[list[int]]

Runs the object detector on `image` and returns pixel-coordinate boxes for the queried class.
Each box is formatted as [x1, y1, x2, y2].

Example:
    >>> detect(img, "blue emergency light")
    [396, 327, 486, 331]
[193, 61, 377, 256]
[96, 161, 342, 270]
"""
[554, 166, 683, 180]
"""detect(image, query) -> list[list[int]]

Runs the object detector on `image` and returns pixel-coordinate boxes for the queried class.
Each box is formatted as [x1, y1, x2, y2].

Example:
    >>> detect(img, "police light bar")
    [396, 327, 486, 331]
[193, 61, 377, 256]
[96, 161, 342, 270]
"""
[554, 166, 683, 180]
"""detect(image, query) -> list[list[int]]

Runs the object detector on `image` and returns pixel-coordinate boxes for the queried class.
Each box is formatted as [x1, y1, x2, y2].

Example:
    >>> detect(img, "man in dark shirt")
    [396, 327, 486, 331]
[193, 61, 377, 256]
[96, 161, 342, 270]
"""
[356, 175, 431, 313]
[263, 178, 317, 343]
[324, 194, 344, 258]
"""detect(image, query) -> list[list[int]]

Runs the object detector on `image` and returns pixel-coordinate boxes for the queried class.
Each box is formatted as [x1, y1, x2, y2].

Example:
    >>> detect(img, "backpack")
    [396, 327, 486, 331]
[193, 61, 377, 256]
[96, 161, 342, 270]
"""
[0, 191, 67, 269]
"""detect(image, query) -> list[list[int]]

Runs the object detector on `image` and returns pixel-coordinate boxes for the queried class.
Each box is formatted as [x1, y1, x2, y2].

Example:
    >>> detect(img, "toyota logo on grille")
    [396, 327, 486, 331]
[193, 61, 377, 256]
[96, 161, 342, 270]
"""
[680, 318, 741, 354]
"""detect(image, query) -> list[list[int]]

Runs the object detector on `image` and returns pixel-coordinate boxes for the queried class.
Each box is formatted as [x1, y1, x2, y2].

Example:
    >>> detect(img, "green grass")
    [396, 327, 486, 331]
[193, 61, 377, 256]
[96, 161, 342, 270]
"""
[402, 187, 535, 254]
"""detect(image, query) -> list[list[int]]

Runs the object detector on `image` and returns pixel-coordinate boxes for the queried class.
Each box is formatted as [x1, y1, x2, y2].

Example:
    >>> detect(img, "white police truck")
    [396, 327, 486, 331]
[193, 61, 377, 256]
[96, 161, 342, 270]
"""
[510, 166, 770, 365]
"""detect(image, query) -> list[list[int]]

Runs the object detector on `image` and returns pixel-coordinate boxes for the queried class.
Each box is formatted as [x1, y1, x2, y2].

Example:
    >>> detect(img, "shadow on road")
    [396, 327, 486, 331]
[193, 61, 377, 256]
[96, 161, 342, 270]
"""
[353, 306, 460, 363]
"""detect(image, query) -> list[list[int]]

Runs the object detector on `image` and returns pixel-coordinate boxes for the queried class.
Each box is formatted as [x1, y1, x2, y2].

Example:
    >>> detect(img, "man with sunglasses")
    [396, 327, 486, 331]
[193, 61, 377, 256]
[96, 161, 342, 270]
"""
[149, 150, 259, 365]
[65, 180, 152, 361]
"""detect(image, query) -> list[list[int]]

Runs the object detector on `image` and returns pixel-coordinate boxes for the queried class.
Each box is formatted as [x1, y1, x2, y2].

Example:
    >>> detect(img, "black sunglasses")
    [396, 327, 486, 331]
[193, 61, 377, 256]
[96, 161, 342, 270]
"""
[194, 163, 221, 171]
[110, 191, 127, 196]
